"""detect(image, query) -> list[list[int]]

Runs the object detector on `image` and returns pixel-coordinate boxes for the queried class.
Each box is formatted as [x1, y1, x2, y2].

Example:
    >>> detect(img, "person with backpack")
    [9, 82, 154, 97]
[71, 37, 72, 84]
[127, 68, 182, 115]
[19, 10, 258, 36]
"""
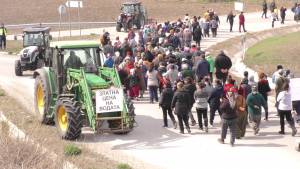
[159, 83, 177, 128]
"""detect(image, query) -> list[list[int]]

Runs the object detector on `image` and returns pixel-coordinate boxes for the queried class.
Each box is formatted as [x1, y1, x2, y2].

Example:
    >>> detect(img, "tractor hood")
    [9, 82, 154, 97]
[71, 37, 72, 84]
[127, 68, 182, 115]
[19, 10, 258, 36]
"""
[85, 73, 110, 89]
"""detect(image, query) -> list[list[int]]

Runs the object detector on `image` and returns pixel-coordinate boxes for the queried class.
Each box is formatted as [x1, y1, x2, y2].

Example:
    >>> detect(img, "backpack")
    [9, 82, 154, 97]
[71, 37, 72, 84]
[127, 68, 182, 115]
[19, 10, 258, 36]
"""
[211, 20, 218, 29]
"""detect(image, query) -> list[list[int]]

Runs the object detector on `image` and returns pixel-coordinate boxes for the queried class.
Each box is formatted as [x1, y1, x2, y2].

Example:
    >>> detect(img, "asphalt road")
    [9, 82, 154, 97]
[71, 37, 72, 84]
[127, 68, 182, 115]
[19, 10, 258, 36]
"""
[1, 11, 300, 169]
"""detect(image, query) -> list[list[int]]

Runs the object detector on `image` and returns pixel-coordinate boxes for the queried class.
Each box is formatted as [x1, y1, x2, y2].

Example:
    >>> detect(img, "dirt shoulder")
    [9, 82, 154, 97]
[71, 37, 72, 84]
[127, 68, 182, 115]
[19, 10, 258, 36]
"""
[0, 87, 120, 169]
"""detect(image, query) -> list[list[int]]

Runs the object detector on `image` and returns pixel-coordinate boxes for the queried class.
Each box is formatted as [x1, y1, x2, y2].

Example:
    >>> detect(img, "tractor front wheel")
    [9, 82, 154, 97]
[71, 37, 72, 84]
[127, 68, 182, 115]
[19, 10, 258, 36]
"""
[34, 74, 53, 124]
[15, 60, 22, 76]
[55, 98, 82, 140]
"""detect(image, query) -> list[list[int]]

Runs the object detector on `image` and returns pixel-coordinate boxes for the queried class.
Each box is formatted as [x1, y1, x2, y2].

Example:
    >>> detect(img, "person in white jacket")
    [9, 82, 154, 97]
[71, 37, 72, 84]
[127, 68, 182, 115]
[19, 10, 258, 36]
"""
[277, 83, 297, 136]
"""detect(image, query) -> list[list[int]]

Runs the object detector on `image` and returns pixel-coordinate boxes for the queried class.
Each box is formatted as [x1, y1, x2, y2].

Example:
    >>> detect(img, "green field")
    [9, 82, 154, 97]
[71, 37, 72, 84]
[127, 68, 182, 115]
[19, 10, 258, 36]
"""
[245, 31, 300, 77]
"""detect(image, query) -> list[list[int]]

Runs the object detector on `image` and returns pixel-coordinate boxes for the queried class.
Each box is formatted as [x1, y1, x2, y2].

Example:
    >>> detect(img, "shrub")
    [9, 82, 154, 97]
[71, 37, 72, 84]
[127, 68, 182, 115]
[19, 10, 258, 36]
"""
[64, 144, 82, 156]
[117, 163, 132, 169]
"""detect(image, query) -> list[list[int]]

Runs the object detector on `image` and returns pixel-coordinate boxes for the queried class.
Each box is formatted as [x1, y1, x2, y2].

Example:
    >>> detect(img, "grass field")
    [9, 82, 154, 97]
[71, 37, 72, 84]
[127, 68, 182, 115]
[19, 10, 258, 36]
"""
[245, 31, 300, 77]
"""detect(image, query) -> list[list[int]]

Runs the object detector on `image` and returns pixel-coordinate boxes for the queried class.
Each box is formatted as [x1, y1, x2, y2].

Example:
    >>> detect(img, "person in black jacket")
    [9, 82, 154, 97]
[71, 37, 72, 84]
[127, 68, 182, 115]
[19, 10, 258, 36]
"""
[218, 91, 238, 146]
[262, 0, 268, 19]
[192, 25, 203, 47]
[183, 77, 197, 126]
[172, 82, 192, 134]
[159, 83, 177, 128]
[214, 51, 232, 84]
[227, 11, 235, 32]
[208, 79, 223, 126]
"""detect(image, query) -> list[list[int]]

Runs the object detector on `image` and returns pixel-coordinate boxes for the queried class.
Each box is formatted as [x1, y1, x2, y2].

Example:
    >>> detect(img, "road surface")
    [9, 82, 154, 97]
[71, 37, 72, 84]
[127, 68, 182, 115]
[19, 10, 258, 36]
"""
[0, 11, 300, 169]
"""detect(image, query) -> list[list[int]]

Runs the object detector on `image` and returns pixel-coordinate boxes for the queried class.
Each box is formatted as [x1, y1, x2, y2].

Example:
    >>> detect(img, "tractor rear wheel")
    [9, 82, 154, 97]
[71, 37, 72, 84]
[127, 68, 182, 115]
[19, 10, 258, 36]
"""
[15, 60, 22, 76]
[55, 98, 82, 140]
[34, 74, 53, 124]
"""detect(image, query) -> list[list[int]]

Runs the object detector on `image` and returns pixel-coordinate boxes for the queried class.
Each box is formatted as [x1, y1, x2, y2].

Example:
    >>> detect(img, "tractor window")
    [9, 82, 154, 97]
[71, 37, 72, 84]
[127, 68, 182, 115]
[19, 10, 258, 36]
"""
[123, 5, 135, 14]
[23, 33, 44, 47]
[63, 48, 97, 71]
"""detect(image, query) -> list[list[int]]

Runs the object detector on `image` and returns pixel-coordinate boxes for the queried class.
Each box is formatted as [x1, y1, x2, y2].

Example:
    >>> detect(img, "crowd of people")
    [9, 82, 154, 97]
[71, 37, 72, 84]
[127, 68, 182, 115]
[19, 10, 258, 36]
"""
[98, 8, 299, 146]
[261, 0, 300, 27]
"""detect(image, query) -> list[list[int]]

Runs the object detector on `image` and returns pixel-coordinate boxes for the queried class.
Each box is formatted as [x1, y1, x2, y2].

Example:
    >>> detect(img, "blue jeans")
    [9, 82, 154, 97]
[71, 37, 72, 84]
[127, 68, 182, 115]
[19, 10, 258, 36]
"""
[221, 118, 236, 144]
[148, 86, 158, 103]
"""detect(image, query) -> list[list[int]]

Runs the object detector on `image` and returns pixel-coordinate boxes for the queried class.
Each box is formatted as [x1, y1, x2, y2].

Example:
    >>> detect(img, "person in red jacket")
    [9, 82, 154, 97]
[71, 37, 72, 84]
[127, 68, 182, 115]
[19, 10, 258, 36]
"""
[239, 12, 247, 32]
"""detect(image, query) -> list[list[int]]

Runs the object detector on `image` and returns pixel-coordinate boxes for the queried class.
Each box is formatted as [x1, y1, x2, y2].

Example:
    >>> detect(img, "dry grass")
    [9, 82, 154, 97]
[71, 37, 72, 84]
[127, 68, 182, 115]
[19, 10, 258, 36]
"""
[0, 122, 62, 169]
[0, 0, 293, 25]
[0, 86, 119, 169]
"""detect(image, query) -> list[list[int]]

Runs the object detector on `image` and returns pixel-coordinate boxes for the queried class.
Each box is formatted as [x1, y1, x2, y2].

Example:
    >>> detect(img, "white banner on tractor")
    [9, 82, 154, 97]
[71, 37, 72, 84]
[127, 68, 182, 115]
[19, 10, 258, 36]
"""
[96, 88, 124, 113]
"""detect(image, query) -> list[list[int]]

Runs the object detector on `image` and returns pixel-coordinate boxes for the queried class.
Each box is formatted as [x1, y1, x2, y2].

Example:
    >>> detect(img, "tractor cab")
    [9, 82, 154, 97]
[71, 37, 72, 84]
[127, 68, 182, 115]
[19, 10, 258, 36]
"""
[23, 27, 51, 48]
[116, 0, 147, 32]
[15, 27, 52, 76]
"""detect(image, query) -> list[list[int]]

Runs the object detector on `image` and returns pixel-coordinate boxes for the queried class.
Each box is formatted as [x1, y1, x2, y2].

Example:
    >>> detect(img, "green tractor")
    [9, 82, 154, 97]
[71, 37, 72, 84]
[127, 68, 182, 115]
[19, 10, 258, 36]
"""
[33, 41, 135, 140]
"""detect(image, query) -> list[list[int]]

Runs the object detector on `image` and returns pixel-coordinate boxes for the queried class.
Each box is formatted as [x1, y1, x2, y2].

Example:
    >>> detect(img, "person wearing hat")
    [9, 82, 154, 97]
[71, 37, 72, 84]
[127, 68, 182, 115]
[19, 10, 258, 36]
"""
[246, 85, 268, 135]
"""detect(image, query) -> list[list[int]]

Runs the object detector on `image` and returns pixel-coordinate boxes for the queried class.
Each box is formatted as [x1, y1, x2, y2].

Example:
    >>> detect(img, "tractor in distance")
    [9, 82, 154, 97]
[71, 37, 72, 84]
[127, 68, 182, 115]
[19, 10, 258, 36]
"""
[15, 27, 52, 76]
[116, 0, 147, 32]
[33, 40, 135, 140]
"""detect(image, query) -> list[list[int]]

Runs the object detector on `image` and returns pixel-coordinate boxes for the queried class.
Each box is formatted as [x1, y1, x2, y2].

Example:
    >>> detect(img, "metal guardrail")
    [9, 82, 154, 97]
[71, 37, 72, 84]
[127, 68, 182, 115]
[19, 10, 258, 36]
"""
[6, 22, 116, 29]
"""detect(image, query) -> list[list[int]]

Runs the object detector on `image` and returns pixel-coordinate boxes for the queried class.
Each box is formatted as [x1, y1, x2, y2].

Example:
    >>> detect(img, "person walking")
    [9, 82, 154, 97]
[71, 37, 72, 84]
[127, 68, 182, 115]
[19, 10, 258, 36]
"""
[239, 12, 247, 33]
[227, 11, 235, 32]
[208, 79, 223, 126]
[262, 0, 268, 19]
[218, 91, 238, 146]
[214, 51, 232, 84]
[171, 82, 192, 134]
[257, 72, 271, 120]
[271, 11, 277, 28]
[146, 64, 159, 103]
[234, 88, 247, 139]
[192, 25, 203, 47]
[270, 0, 276, 13]
[159, 83, 177, 128]
[194, 82, 209, 132]
[210, 18, 218, 37]
[277, 83, 297, 136]
[280, 6, 287, 24]
[195, 52, 210, 82]
[205, 52, 215, 81]
[0, 23, 7, 50]
[246, 85, 268, 135]
[183, 77, 197, 126]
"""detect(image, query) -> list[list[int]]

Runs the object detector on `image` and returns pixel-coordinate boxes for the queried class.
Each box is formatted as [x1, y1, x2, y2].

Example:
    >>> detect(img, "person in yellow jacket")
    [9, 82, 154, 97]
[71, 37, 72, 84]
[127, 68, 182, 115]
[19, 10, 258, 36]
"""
[0, 23, 7, 50]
